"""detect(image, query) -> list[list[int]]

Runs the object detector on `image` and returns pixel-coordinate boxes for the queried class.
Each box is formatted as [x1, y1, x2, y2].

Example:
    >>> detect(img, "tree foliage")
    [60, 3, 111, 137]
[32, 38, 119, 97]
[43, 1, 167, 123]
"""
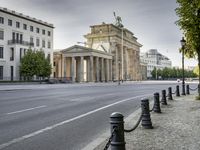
[193, 65, 199, 76]
[151, 67, 196, 79]
[176, 0, 200, 96]
[20, 49, 52, 80]
[176, 0, 200, 57]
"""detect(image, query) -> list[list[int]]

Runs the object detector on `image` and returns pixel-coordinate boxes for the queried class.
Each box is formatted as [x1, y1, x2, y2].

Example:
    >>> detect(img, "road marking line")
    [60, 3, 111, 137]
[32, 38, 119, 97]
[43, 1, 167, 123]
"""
[6, 105, 47, 115]
[0, 94, 151, 149]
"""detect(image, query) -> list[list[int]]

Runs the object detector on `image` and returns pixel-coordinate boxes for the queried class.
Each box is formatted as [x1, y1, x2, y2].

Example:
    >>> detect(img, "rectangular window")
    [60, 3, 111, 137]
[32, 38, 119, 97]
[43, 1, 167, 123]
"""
[30, 26, 33, 32]
[12, 32, 15, 40]
[8, 19, 12, 26]
[20, 34, 23, 43]
[36, 28, 40, 33]
[0, 66, 3, 80]
[19, 48, 23, 60]
[47, 54, 50, 62]
[16, 22, 20, 28]
[16, 33, 19, 42]
[0, 30, 4, 40]
[30, 37, 34, 44]
[42, 40, 45, 48]
[48, 41, 51, 49]
[48, 31, 51, 36]
[0, 47, 3, 58]
[24, 49, 26, 55]
[42, 29, 45, 35]
[36, 38, 40, 47]
[23, 24, 27, 30]
[0, 17, 4, 24]
[10, 48, 14, 61]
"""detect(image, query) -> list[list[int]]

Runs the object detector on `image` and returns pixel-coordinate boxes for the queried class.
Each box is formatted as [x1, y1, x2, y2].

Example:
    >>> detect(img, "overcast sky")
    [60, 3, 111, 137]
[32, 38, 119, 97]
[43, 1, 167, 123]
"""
[1, 0, 197, 67]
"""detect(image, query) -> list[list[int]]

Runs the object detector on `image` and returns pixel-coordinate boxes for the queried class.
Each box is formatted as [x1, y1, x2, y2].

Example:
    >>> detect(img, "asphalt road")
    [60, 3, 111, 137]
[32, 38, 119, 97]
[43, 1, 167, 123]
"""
[0, 81, 197, 150]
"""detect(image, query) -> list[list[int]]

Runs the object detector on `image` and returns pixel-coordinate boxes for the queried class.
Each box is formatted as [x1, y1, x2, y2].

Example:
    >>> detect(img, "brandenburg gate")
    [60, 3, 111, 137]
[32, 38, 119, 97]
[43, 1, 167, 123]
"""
[54, 22, 142, 82]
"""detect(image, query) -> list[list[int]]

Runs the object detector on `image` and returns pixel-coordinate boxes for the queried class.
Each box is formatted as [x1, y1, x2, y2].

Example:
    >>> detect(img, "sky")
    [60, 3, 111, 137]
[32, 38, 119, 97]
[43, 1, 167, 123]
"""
[0, 0, 197, 68]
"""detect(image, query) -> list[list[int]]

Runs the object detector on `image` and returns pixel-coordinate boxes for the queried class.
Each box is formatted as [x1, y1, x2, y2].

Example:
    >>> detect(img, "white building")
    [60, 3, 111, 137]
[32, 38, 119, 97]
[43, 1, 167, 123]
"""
[0, 7, 54, 80]
[140, 49, 172, 78]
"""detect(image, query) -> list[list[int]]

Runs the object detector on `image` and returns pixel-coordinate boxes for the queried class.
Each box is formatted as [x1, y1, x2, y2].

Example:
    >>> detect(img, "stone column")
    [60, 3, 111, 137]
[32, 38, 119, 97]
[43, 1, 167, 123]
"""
[101, 58, 105, 82]
[125, 48, 128, 80]
[115, 47, 118, 81]
[58, 56, 62, 78]
[106, 59, 109, 81]
[80, 56, 84, 82]
[90, 56, 94, 82]
[96, 57, 99, 82]
[71, 57, 75, 82]
[110, 59, 113, 81]
[86, 58, 89, 82]
[62, 56, 66, 78]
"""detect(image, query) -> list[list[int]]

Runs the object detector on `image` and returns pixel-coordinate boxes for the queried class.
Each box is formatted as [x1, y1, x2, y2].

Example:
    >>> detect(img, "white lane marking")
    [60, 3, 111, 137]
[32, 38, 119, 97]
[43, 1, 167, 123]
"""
[6, 105, 47, 115]
[0, 94, 151, 149]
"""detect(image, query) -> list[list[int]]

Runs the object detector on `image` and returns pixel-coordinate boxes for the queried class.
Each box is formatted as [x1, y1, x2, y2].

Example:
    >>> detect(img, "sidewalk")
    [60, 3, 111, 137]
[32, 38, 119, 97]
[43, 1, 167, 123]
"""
[92, 94, 200, 150]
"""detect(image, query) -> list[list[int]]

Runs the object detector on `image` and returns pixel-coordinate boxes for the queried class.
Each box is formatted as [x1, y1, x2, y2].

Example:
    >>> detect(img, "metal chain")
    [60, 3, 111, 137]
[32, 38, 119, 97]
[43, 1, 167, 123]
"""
[189, 86, 198, 91]
[124, 111, 142, 132]
[149, 105, 154, 112]
[104, 126, 117, 150]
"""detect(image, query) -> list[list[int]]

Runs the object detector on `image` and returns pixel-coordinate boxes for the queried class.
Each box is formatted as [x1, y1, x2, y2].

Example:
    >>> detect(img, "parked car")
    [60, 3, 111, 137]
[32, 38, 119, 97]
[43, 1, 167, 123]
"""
[48, 78, 58, 84]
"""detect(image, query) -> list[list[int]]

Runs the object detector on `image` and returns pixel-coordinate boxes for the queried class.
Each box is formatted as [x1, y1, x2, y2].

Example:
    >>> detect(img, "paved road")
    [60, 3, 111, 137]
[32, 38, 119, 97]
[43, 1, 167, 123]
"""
[0, 81, 197, 150]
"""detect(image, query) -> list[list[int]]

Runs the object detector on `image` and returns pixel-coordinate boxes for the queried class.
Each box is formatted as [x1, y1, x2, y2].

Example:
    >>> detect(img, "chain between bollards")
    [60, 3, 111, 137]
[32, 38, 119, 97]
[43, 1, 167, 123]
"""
[124, 112, 142, 132]
[189, 86, 198, 91]
[104, 126, 118, 150]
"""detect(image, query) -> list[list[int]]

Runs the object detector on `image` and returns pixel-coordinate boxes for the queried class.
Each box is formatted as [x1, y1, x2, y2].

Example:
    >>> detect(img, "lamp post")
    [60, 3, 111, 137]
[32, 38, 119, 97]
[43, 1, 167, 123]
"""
[180, 37, 186, 95]
[118, 60, 121, 85]
[121, 27, 124, 82]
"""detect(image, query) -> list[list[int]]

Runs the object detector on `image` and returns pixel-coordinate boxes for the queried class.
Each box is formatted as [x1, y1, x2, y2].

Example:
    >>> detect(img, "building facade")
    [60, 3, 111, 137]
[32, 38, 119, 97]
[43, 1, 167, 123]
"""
[0, 7, 54, 80]
[53, 23, 142, 82]
[140, 49, 172, 78]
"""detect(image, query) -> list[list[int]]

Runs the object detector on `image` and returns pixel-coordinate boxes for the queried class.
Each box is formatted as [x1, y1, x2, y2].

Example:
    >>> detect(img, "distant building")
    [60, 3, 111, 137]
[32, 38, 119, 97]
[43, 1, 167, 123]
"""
[0, 7, 54, 80]
[140, 49, 172, 78]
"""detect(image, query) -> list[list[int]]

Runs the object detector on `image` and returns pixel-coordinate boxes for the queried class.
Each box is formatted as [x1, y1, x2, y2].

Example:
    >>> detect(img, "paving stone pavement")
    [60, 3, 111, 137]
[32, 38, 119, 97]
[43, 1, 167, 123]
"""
[93, 94, 200, 150]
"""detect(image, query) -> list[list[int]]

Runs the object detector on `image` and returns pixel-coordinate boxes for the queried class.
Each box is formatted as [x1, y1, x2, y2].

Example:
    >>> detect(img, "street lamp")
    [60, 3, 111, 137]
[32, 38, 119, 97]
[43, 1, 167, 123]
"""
[121, 27, 124, 82]
[180, 37, 186, 95]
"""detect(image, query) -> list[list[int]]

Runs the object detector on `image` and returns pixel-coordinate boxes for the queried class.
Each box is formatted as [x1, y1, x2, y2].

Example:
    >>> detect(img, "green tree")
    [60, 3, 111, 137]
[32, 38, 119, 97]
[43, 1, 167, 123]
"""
[193, 66, 199, 76]
[20, 49, 52, 81]
[20, 49, 35, 80]
[151, 67, 156, 79]
[176, 0, 200, 96]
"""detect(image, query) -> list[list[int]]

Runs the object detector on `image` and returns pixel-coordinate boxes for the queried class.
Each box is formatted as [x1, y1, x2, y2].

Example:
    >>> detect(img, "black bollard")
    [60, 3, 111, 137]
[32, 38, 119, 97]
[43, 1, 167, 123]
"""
[186, 85, 190, 95]
[176, 85, 180, 97]
[141, 99, 153, 129]
[168, 87, 173, 100]
[198, 84, 200, 95]
[153, 93, 161, 113]
[161, 90, 167, 105]
[110, 112, 126, 150]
